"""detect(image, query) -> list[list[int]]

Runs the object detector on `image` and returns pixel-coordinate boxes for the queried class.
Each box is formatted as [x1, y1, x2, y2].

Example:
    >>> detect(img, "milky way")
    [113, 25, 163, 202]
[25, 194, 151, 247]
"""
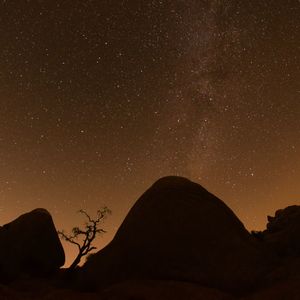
[0, 1, 299, 266]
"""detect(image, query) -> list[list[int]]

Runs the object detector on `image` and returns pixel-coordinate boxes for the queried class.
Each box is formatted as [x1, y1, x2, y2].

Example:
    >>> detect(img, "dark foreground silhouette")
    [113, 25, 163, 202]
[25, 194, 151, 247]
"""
[0, 176, 299, 299]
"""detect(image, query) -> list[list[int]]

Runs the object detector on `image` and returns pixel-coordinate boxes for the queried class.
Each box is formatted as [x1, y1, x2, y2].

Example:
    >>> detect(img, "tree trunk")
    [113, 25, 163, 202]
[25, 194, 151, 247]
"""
[68, 252, 82, 271]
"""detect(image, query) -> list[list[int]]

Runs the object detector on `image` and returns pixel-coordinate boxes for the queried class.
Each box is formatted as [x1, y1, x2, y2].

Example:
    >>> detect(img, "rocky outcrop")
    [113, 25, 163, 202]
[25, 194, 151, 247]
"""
[257, 206, 300, 290]
[0, 208, 65, 281]
[0, 186, 298, 299]
[79, 176, 272, 293]
[263, 205, 300, 257]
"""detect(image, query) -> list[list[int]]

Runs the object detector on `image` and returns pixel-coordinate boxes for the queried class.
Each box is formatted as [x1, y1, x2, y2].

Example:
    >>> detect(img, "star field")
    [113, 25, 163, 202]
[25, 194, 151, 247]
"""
[0, 1, 299, 266]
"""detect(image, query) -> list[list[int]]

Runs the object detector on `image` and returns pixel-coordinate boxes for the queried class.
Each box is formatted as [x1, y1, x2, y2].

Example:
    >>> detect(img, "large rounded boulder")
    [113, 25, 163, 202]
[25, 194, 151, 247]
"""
[79, 176, 272, 293]
[0, 208, 65, 281]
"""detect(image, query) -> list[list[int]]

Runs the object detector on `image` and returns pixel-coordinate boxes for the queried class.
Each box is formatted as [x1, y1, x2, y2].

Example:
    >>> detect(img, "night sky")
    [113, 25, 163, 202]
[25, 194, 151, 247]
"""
[1, 1, 299, 266]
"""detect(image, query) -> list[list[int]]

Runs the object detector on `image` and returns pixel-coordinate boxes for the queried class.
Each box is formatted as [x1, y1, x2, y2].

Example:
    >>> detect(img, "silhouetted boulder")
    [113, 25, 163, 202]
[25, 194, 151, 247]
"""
[259, 206, 300, 290]
[263, 205, 300, 257]
[0, 208, 65, 281]
[79, 176, 272, 293]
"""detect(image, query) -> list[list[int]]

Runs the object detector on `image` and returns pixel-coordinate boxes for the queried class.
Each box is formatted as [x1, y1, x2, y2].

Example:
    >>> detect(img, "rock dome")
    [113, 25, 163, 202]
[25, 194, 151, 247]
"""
[79, 176, 270, 292]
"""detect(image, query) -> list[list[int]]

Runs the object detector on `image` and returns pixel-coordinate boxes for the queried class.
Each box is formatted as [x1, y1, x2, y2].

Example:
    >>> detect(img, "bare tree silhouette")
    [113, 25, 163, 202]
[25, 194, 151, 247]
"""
[58, 207, 111, 271]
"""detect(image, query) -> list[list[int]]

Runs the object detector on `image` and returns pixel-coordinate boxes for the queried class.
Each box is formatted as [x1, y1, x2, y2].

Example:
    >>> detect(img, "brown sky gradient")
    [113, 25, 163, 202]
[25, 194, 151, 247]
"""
[0, 1, 299, 266]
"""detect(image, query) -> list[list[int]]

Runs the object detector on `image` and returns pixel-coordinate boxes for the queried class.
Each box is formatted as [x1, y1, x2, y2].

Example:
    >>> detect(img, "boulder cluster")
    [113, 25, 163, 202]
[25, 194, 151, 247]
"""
[263, 205, 300, 257]
[0, 176, 299, 300]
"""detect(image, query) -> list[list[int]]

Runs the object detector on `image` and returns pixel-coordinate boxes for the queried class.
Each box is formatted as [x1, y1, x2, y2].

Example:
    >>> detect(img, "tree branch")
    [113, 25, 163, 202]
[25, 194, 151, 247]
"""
[57, 230, 81, 250]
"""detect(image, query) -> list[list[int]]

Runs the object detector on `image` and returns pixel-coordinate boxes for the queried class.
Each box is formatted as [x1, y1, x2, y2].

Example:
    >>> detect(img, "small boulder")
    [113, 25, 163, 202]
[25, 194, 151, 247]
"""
[0, 208, 65, 281]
